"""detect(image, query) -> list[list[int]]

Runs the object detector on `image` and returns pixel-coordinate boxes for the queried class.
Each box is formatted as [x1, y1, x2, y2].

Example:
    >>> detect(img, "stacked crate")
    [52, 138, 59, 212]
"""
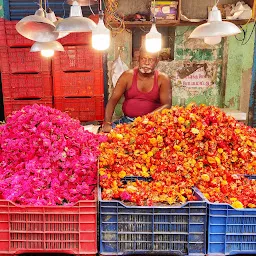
[0, 19, 53, 118]
[53, 33, 104, 122]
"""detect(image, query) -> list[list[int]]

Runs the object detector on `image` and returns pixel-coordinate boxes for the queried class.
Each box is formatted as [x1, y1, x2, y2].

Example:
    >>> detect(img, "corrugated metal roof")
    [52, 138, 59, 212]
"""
[4, 0, 99, 20]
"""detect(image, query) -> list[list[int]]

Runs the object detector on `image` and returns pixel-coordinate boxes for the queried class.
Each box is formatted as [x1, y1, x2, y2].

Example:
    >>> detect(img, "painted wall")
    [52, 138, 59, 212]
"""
[249, 28, 256, 126]
[0, 0, 3, 18]
[159, 25, 255, 115]
[158, 26, 224, 107]
[107, 31, 132, 119]
[225, 23, 255, 113]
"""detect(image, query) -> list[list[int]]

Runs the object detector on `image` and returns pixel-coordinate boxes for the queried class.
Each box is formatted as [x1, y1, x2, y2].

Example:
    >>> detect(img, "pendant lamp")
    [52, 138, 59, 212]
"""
[92, 0, 111, 51]
[16, 8, 58, 42]
[189, 5, 241, 40]
[145, 0, 162, 53]
[46, 8, 70, 39]
[66, 0, 98, 6]
[30, 41, 64, 58]
[204, 36, 222, 45]
[55, 0, 96, 33]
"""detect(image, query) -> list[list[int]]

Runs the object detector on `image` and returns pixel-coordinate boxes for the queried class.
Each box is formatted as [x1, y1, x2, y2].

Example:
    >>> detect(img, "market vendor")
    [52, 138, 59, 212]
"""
[102, 47, 172, 133]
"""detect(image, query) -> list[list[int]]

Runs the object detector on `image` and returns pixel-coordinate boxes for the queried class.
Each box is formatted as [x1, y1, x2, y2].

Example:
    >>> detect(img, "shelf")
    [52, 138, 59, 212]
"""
[117, 20, 179, 28]
[180, 19, 254, 26]
[110, 19, 254, 28]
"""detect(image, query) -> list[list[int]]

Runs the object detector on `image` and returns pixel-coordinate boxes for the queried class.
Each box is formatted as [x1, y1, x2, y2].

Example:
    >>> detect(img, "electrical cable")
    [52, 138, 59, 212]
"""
[153, 0, 156, 19]
[104, 0, 125, 33]
[235, 26, 246, 41]
[62, 0, 66, 18]
[234, 22, 256, 45]
[89, 0, 95, 16]
[215, 0, 220, 6]
[241, 22, 256, 45]
[35, 0, 40, 8]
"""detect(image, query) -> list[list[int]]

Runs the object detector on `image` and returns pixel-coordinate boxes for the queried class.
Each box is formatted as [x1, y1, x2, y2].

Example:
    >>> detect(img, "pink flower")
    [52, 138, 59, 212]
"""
[120, 191, 131, 201]
[0, 104, 107, 205]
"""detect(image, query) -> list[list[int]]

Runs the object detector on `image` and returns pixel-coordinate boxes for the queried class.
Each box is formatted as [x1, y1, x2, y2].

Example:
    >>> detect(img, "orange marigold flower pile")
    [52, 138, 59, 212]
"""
[99, 104, 256, 208]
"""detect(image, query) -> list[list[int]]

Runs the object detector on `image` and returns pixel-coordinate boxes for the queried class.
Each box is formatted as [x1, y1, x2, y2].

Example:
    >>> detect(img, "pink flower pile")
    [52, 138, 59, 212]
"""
[0, 104, 106, 206]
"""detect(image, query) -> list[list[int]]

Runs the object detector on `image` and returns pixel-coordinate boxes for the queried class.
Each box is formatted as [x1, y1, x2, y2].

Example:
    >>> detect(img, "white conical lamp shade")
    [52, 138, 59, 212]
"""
[204, 36, 222, 45]
[16, 8, 58, 42]
[46, 9, 70, 39]
[92, 18, 110, 51]
[145, 23, 162, 53]
[30, 41, 64, 58]
[55, 1, 96, 32]
[30, 41, 64, 52]
[189, 6, 241, 39]
[66, 0, 98, 6]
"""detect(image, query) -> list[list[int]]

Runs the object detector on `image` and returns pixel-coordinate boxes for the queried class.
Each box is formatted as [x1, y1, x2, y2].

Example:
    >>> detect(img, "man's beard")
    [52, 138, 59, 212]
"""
[139, 66, 153, 74]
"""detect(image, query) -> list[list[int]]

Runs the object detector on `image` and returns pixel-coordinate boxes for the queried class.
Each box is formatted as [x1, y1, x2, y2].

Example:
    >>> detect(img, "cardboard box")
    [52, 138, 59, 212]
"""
[151, 1, 178, 20]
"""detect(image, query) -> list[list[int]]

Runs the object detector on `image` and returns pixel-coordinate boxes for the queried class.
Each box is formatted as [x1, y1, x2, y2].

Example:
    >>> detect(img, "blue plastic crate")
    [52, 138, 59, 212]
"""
[99, 188, 207, 255]
[194, 188, 256, 255]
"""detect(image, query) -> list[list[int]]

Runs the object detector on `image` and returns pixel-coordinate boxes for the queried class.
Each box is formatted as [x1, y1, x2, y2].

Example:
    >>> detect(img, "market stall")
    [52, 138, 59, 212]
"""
[0, 0, 256, 256]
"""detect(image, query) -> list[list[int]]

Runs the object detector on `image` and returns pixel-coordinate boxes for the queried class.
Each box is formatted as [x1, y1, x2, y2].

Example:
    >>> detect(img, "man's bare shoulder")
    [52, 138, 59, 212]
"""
[122, 69, 134, 78]
[158, 71, 170, 82]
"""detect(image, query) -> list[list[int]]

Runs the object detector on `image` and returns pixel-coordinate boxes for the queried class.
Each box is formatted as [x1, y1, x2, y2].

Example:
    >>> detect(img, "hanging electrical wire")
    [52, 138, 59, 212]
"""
[235, 21, 256, 45]
[88, 0, 95, 16]
[241, 22, 256, 45]
[103, 0, 125, 33]
[235, 26, 246, 41]
[62, 0, 66, 18]
[215, 0, 220, 6]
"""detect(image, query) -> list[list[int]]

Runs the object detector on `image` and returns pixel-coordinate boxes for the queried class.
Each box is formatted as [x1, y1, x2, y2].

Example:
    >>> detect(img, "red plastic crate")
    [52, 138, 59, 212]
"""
[4, 98, 53, 118]
[54, 97, 104, 122]
[4, 20, 34, 47]
[2, 73, 53, 99]
[0, 19, 6, 46]
[0, 47, 51, 74]
[53, 46, 103, 72]
[58, 32, 92, 46]
[53, 71, 104, 97]
[0, 199, 97, 255]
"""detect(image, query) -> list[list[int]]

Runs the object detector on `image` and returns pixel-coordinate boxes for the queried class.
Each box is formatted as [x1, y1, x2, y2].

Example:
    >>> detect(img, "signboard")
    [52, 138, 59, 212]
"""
[176, 67, 213, 88]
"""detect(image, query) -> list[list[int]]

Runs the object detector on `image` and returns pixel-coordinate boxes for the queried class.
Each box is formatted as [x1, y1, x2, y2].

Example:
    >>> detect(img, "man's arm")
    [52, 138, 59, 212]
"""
[102, 71, 130, 132]
[153, 73, 172, 113]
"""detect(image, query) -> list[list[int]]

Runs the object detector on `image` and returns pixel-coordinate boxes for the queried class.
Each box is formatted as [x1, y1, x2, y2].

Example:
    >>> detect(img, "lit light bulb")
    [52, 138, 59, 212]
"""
[145, 23, 162, 53]
[204, 36, 222, 45]
[41, 49, 55, 57]
[92, 18, 110, 51]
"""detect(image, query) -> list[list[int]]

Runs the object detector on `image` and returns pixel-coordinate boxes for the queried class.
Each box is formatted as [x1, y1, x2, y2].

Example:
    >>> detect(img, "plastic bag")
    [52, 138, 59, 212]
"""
[227, 1, 252, 20]
[112, 55, 129, 87]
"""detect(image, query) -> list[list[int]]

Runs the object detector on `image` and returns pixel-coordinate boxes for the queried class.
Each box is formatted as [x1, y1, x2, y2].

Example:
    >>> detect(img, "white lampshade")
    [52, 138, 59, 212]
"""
[46, 9, 70, 39]
[66, 0, 98, 6]
[92, 17, 111, 51]
[204, 36, 222, 45]
[16, 8, 57, 42]
[190, 6, 241, 39]
[55, 1, 96, 33]
[145, 23, 162, 53]
[30, 41, 64, 58]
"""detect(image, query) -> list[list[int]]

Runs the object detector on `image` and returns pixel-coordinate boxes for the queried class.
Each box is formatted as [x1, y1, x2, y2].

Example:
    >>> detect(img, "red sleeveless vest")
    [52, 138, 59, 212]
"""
[122, 68, 161, 118]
